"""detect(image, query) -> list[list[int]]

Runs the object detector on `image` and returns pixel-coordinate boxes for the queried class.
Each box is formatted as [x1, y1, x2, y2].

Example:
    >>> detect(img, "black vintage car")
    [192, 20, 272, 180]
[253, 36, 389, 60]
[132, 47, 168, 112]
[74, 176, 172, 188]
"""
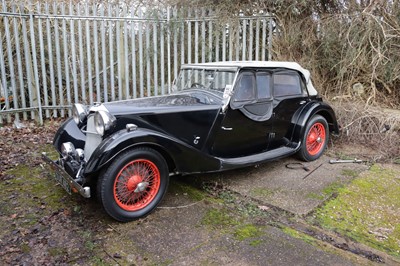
[42, 61, 339, 222]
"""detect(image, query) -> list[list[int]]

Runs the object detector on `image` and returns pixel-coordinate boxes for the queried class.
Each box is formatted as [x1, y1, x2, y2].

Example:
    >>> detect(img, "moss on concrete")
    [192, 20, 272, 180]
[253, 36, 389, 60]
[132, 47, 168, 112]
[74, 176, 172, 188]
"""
[234, 224, 261, 241]
[315, 164, 400, 258]
[201, 208, 238, 229]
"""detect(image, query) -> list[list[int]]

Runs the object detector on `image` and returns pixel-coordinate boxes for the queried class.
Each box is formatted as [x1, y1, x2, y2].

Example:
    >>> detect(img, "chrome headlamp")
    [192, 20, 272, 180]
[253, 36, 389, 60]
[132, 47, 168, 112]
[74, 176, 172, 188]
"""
[72, 103, 88, 125]
[94, 110, 116, 136]
[61, 142, 76, 159]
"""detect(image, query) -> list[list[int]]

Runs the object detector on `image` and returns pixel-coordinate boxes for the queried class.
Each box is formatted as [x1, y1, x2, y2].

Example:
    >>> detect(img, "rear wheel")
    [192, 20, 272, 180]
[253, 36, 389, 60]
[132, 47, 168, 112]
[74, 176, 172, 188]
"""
[298, 115, 329, 161]
[97, 147, 169, 222]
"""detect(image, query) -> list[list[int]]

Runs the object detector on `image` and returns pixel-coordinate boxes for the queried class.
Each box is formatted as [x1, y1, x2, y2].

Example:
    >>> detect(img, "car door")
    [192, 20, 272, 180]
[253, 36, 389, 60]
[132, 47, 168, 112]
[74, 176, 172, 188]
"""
[210, 70, 274, 158]
[268, 70, 309, 149]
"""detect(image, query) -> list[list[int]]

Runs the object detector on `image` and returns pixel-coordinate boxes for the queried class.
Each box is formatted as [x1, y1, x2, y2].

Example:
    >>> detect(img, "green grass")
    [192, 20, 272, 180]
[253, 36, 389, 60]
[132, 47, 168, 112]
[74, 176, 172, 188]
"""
[315, 164, 400, 258]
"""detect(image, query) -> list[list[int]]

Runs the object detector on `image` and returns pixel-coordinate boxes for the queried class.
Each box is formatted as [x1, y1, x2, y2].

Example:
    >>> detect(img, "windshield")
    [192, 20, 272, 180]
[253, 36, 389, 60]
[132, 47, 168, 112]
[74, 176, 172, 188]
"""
[174, 68, 236, 94]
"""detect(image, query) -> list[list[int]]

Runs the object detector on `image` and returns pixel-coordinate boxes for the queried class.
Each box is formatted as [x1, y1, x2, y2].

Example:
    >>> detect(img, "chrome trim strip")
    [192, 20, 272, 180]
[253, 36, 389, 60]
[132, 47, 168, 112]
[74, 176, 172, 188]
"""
[81, 130, 100, 135]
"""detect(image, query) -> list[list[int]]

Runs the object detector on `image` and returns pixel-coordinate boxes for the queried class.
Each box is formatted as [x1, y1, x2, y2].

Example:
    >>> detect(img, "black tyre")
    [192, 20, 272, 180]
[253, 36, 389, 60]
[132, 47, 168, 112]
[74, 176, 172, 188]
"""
[298, 115, 329, 161]
[97, 147, 169, 222]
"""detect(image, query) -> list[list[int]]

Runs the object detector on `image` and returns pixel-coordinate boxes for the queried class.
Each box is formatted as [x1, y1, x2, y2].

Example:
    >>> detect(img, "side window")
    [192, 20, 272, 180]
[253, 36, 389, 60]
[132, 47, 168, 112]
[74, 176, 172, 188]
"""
[234, 72, 255, 102]
[273, 73, 302, 97]
[256, 72, 271, 99]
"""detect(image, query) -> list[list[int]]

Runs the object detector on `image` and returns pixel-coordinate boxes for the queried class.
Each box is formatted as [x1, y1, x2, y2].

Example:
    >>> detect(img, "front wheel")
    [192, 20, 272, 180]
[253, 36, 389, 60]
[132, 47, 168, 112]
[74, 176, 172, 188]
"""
[97, 147, 169, 222]
[298, 115, 329, 161]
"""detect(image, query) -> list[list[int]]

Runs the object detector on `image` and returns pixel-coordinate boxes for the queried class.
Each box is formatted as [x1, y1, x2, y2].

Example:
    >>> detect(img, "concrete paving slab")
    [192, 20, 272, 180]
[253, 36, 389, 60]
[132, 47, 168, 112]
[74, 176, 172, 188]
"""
[100, 155, 373, 265]
[105, 196, 361, 266]
[190, 155, 369, 215]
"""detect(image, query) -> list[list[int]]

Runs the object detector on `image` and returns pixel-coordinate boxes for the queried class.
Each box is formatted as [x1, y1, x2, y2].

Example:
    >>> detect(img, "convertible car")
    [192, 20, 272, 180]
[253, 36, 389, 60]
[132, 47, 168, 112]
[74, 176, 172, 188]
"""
[42, 61, 339, 222]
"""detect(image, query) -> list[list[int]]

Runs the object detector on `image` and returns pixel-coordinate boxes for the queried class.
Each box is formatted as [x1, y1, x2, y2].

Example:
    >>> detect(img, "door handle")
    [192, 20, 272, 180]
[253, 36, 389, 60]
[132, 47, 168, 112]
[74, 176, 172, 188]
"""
[221, 126, 233, 131]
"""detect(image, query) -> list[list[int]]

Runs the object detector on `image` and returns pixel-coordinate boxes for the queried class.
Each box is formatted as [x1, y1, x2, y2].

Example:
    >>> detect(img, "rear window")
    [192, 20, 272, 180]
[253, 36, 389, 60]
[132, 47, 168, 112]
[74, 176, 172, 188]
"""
[273, 73, 301, 97]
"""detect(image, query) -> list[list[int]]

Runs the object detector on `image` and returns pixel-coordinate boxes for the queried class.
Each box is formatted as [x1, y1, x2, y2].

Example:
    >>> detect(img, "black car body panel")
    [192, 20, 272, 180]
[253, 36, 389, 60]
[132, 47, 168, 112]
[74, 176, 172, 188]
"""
[83, 127, 222, 176]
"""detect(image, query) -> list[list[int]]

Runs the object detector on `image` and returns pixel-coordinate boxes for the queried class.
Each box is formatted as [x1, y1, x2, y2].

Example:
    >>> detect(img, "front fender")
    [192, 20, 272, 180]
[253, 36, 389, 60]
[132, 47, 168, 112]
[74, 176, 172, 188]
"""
[53, 118, 86, 152]
[83, 128, 221, 176]
[292, 101, 339, 143]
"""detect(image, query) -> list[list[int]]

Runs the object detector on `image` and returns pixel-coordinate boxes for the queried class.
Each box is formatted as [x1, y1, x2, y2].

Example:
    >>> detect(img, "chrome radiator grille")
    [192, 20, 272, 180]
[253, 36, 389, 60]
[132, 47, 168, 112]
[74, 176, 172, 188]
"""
[84, 115, 102, 161]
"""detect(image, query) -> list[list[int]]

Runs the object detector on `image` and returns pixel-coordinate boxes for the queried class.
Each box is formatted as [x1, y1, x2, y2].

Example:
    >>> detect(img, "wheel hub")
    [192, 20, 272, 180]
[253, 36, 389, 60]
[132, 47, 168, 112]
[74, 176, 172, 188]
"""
[134, 182, 150, 193]
[308, 132, 317, 142]
[127, 175, 142, 191]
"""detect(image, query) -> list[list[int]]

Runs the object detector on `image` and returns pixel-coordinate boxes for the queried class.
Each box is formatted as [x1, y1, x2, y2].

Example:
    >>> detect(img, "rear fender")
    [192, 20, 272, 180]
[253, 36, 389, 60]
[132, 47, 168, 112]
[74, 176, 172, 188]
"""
[291, 101, 339, 143]
[83, 128, 221, 176]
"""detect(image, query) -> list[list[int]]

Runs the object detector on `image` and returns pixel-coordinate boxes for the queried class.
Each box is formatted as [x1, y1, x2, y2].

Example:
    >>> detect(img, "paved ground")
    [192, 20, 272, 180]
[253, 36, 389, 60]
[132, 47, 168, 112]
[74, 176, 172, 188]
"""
[190, 154, 369, 215]
[96, 154, 372, 265]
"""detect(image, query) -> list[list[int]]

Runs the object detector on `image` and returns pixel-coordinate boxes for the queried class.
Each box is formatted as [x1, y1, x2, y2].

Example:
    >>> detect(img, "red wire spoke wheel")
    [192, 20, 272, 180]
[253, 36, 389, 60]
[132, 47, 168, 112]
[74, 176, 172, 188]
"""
[113, 159, 161, 211]
[98, 148, 169, 222]
[306, 122, 326, 156]
[298, 115, 329, 161]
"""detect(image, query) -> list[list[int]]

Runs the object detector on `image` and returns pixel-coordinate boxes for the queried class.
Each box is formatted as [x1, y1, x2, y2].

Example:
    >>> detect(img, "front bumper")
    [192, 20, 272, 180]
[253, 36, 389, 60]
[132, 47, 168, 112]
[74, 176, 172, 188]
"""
[41, 152, 91, 198]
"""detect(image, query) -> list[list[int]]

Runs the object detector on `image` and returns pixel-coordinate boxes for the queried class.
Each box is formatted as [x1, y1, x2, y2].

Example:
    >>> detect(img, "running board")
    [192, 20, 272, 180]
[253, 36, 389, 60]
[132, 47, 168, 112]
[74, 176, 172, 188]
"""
[219, 144, 300, 170]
